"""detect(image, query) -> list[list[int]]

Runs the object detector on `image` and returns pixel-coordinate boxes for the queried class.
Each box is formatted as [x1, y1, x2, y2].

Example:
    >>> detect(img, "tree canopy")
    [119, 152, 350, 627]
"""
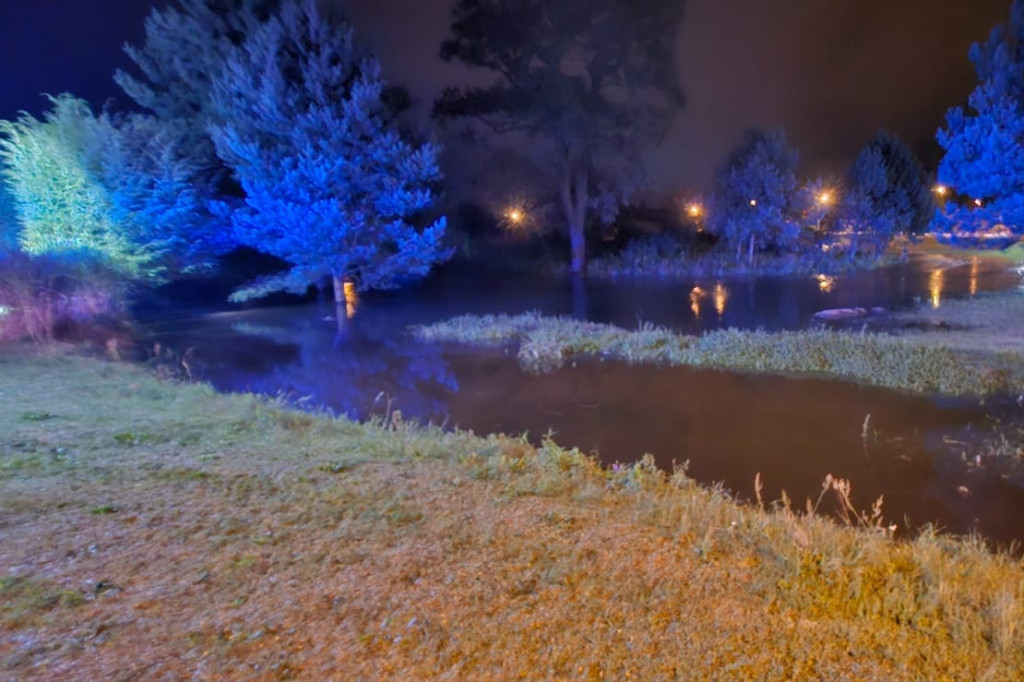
[435, 0, 685, 274]
[209, 0, 448, 302]
[840, 132, 932, 257]
[708, 129, 801, 263]
[935, 0, 1024, 234]
[0, 95, 156, 277]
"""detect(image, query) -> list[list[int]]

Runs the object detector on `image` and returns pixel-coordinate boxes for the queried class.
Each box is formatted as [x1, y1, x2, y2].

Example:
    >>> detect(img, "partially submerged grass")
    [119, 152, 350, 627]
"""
[414, 309, 1024, 396]
[2, 347, 1024, 677]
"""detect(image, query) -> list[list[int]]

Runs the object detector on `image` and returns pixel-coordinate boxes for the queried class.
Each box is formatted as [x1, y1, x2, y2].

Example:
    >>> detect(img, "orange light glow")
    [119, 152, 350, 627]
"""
[933, 184, 949, 196]
[343, 280, 358, 319]
[816, 191, 834, 206]
[714, 283, 728, 317]
[687, 203, 703, 218]
[929, 268, 944, 309]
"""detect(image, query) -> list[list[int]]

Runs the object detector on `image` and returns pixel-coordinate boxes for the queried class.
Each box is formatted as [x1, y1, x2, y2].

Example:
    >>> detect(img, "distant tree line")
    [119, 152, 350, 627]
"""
[703, 128, 933, 267]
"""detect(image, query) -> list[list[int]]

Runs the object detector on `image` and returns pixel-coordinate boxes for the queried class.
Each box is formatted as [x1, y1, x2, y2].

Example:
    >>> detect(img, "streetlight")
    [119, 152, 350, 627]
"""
[749, 199, 757, 207]
[974, 198, 983, 207]
[816, 190, 834, 206]
[933, 184, 949, 197]
[686, 202, 704, 233]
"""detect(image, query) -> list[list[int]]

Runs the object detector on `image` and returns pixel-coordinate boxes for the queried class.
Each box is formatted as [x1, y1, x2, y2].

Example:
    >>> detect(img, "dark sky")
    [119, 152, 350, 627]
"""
[0, 0, 1013, 190]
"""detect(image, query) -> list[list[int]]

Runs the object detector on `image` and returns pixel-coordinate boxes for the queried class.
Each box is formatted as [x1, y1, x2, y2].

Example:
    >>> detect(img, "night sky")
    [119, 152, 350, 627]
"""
[0, 0, 1013, 191]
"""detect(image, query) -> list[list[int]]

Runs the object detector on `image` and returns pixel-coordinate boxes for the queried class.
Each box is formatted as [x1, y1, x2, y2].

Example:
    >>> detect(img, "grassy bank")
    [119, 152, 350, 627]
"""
[413, 308, 1024, 396]
[1, 348, 1024, 678]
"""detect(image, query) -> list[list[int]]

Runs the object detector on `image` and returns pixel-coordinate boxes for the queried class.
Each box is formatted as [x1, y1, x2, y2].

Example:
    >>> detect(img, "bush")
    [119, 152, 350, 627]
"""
[0, 252, 126, 342]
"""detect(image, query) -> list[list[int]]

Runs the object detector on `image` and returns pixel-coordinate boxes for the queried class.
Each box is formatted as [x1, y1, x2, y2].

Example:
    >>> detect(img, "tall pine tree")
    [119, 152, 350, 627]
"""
[209, 0, 448, 302]
[709, 129, 801, 264]
[936, 0, 1024, 234]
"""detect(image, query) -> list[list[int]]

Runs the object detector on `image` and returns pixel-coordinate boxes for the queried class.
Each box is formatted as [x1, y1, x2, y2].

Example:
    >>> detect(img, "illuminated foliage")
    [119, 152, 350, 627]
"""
[97, 114, 234, 272]
[436, 0, 685, 275]
[209, 0, 448, 302]
[0, 95, 154, 277]
[116, 0, 276, 192]
[935, 0, 1024, 234]
[0, 177, 19, 254]
[709, 129, 801, 263]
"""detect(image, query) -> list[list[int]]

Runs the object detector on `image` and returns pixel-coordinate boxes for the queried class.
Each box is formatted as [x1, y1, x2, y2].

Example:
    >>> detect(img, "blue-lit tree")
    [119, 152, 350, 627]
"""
[709, 129, 801, 264]
[0, 177, 19, 254]
[116, 0, 275, 192]
[935, 0, 1024, 235]
[209, 0, 448, 302]
[98, 114, 234, 272]
[840, 132, 932, 258]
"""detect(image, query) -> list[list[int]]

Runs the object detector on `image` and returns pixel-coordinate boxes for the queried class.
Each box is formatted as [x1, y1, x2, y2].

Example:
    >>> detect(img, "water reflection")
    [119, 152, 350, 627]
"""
[163, 308, 460, 420]
[714, 282, 727, 318]
[929, 268, 945, 309]
[689, 285, 704, 318]
[969, 257, 979, 297]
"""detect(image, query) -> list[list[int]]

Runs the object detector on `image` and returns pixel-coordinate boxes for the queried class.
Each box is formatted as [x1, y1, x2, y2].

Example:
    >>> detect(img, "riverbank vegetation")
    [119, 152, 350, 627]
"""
[413, 298, 1024, 396]
[2, 349, 1024, 678]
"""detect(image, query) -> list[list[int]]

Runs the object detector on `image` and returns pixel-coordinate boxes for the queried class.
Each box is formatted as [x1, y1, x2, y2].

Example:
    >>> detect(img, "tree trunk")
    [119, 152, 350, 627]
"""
[332, 275, 345, 304]
[561, 164, 589, 276]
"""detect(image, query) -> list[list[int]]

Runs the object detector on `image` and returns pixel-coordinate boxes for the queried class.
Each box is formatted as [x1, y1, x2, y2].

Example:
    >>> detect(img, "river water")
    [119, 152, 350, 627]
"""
[141, 254, 1024, 546]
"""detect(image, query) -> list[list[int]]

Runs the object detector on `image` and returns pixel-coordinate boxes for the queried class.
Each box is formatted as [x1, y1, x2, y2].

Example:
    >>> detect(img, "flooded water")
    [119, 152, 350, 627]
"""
[141, 255, 1024, 545]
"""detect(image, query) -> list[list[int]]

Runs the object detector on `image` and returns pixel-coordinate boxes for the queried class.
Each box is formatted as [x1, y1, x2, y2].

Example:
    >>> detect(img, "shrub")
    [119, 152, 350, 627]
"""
[0, 252, 126, 342]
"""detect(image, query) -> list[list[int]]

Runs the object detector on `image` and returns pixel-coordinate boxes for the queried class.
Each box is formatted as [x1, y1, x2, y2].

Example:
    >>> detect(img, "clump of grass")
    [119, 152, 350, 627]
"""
[414, 312, 1024, 396]
[0, 575, 87, 628]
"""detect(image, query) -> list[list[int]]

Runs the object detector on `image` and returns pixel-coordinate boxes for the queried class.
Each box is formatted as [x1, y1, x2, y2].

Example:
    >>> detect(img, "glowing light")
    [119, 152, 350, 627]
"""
[969, 257, 979, 297]
[714, 283, 728, 317]
[816, 274, 836, 293]
[686, 203, 703, 218]
[0, 305, 8, 317]
[929, 268, 944, 309]
[505, 207, 525, 225]
[816, 191, 834, 206]
[343, 280, 358, 319]
[821, 244, 831, 252]
[933, 184, 949, 196]
[974, 198, 983, 207]
[749, 199, 758, 207]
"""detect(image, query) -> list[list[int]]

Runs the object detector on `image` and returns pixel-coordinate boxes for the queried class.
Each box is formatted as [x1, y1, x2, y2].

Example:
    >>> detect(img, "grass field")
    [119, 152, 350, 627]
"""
[1, 347, 1023, 679]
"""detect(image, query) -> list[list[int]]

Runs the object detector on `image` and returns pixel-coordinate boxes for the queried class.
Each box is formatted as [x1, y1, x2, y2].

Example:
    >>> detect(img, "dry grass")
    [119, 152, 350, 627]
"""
[2, 347, 1024, 679]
